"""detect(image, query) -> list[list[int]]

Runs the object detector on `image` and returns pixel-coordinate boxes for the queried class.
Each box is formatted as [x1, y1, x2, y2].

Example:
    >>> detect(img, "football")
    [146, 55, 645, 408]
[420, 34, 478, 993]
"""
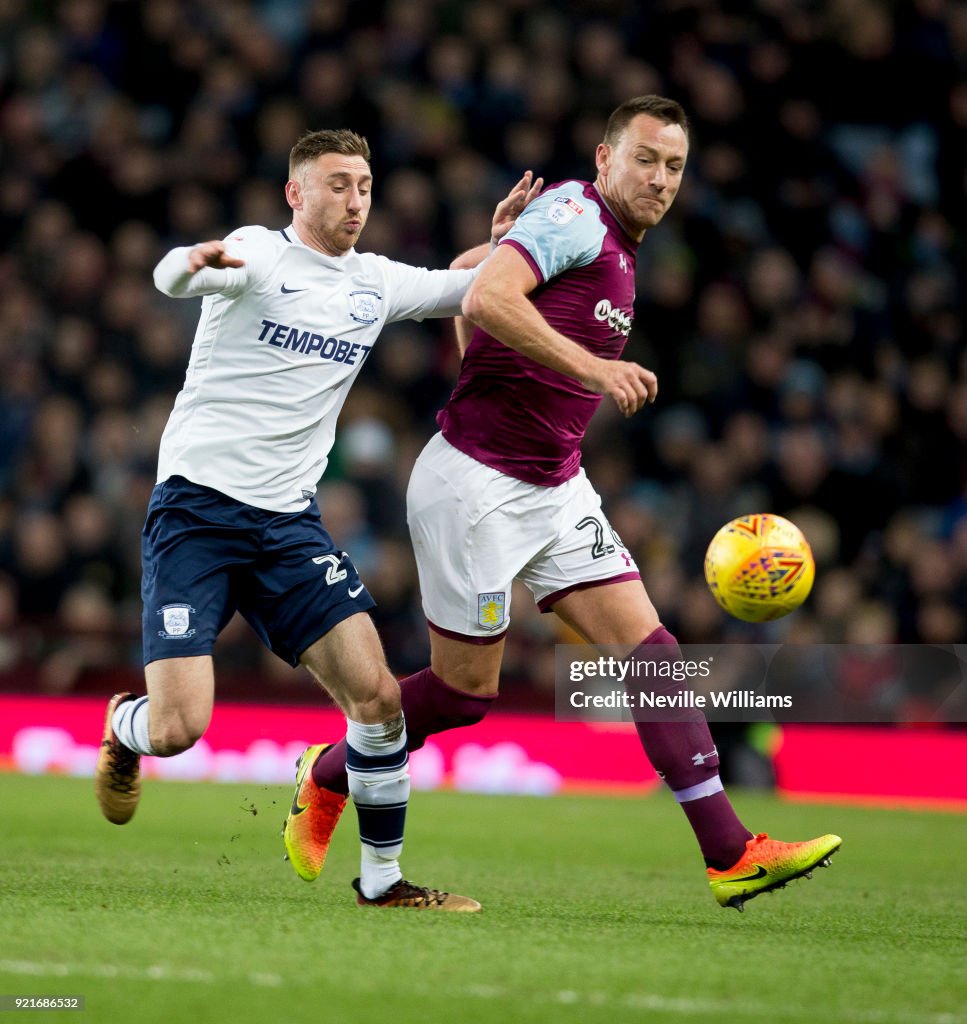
[704, 514, 815, 622]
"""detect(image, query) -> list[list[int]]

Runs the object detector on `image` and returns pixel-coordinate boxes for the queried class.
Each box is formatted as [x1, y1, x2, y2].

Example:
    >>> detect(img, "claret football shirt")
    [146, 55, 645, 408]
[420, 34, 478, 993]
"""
[438, 180, 638, 487]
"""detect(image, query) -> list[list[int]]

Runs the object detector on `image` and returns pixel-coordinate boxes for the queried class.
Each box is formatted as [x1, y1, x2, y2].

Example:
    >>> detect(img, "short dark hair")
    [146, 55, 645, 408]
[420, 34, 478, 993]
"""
[603, 95, 689, 146]
[288, 129, 371, 178]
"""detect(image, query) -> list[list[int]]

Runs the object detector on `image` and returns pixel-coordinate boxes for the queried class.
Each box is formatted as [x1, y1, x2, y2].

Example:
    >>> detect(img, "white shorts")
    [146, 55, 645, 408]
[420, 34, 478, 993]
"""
[406, 433, 640, 640]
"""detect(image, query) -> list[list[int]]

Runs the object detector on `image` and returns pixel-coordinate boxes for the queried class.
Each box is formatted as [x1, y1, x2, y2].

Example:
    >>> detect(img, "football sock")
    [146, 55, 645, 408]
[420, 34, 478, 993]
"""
[345, 716, 410, 900]
[678, 789, 752, 871]
[312, 668, 496, 794]
[111, 696, 156, 755]
[628, 627, 752, 869]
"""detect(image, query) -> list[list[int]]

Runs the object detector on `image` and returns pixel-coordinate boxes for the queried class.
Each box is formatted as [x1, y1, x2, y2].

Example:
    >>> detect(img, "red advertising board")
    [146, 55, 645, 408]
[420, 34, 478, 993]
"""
[1, 695, 964, 808]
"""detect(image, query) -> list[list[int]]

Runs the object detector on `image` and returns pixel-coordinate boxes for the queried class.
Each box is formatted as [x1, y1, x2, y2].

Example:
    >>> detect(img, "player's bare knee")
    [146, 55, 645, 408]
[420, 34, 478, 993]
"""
[346, 672, 401, 725]
[149, 715, 206, 756]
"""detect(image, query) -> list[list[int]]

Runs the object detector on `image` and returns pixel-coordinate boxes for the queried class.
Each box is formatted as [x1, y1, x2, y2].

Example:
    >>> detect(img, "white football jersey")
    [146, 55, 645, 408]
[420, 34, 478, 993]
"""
[153, 224, 477, 512]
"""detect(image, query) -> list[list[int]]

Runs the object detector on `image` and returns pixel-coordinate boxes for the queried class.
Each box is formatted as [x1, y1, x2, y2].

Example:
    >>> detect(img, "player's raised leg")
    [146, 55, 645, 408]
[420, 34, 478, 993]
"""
[552, 582, 754, 864]
[295, 612, 480, 911]
[551, 579, 841, 909]
[97, 474, 240, 824]
[94, 655, 215, 824]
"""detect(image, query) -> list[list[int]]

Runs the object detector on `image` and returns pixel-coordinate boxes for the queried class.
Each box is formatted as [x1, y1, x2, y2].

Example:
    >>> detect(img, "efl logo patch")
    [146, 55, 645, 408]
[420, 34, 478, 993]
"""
[546, 196, 584, 225]
[349, 289, 381, 324]
[158, 604, 196, 640]
[477, 592, 506, 631]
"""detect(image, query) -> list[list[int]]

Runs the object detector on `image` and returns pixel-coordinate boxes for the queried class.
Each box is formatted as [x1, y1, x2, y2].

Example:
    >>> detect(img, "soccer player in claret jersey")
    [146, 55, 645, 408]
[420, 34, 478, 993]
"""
[296, 98, 842, 912]
[93, 128, 542, 912]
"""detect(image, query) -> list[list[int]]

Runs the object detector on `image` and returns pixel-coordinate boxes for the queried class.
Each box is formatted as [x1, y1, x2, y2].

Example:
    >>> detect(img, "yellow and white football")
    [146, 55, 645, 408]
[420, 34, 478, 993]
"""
[704, 514, 815, 622]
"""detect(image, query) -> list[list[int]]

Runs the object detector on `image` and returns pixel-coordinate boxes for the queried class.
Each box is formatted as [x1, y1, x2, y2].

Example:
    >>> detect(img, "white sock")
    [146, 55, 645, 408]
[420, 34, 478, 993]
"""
[345, 715, 409, 899]
[111, 696, 156, 755]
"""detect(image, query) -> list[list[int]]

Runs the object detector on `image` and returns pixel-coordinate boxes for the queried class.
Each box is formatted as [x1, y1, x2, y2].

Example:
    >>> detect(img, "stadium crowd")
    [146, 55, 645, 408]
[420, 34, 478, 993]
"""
[0, 0, 965, 707]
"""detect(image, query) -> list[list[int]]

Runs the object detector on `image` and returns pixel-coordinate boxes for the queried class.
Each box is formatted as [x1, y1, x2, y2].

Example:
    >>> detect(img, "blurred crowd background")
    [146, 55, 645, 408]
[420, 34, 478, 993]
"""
[0, 0, 965, 711]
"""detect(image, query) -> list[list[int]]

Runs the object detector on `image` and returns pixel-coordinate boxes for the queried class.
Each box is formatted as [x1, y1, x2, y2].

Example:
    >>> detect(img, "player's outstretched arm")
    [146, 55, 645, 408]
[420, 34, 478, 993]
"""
[153, 240, 247, 298]
[462, 245, 657, 417]
[185, 241, 245, 273]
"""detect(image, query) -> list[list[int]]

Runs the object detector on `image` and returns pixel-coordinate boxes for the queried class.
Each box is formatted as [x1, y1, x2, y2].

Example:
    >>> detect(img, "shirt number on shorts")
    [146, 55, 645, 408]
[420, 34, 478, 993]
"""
[576, 516, 616, 559]
[311, 553, 349, 585]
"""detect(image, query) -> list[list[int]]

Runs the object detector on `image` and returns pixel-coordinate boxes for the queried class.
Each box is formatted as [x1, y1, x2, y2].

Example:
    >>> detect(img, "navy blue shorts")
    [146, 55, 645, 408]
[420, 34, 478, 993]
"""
[141, 476, 376, 667]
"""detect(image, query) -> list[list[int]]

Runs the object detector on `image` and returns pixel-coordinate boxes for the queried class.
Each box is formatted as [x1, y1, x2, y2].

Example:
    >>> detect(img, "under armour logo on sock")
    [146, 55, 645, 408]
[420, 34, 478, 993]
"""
[691, 747, 718, 766]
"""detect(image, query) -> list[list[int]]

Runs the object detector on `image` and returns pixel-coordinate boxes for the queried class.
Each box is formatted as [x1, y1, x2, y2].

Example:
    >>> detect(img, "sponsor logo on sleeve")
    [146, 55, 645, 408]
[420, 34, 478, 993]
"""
[546, 195, 585, 225]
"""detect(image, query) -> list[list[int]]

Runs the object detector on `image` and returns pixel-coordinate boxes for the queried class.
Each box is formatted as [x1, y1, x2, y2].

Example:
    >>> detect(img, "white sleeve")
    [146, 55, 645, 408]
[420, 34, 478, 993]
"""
[500, 182, 606, 284]
[381, 260, 480, 323]
[152, 246, 251, 298]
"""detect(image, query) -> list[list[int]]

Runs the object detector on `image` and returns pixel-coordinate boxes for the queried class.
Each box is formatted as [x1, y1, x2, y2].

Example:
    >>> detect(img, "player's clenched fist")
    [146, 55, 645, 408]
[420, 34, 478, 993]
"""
[584, 357, 658, 417]
[186, 240, 246, 273]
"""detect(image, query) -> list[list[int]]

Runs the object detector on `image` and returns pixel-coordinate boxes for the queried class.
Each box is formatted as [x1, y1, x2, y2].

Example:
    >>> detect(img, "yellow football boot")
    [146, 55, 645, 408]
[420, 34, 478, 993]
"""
[282, 744, 347, 881]
[708, 832, 842, 911]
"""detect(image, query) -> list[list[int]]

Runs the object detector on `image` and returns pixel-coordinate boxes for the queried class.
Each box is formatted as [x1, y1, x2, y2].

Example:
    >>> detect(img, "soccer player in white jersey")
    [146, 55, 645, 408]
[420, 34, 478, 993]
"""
[302, 99, 842, 912]
[93, 128, 541, 912]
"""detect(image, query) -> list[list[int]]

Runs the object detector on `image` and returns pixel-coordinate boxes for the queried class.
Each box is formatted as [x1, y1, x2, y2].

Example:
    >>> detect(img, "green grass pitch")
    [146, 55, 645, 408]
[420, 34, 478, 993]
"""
[1, 775, 964, 1024]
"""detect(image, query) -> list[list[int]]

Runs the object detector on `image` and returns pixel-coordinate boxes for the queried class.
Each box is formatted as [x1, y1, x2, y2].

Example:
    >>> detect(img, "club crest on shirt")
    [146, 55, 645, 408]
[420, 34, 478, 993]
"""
[477, 592, 506, 630]
[349, 289, 381, 324]
[158, 604, 196, 639]
[546, 196, 584, 225]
